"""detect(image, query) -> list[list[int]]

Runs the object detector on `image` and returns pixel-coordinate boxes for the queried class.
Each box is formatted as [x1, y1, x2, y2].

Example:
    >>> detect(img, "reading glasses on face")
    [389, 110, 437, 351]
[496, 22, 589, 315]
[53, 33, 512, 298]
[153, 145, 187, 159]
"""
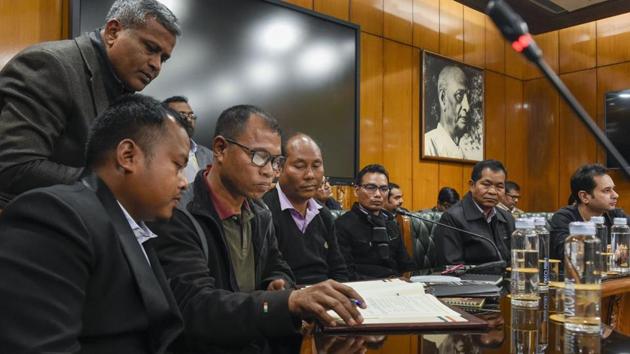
[360, 184, 389, 193]
[224, 137, 285, 170]
[178, 111, 197, 121]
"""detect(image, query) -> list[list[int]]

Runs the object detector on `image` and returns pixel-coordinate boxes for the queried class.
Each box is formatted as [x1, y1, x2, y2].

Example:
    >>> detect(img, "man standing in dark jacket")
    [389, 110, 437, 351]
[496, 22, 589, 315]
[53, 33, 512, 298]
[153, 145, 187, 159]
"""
[436, 160, 515, 266]
[262, 133, 348, 285]
[550, 164, 626, 260]
[150, 105, 365, 354]
[0, 0, 180, 208]
[335, 164, 416, 280]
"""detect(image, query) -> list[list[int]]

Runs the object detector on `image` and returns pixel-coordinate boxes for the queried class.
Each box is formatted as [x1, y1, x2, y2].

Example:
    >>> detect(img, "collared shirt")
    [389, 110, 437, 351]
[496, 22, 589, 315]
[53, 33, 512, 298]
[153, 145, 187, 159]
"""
[116, 201, 158, 265]
[473, 199, 497, 223]
[276, 183, 322, 234]
[205, 170, 256, 292]
[88, 29, 133, 101]
[183, 139, 201, 183]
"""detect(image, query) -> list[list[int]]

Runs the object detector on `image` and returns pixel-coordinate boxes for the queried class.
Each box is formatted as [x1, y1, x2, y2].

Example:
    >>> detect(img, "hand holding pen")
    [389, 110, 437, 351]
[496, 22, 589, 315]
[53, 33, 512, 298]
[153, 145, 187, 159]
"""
[288, 279, 367, 327]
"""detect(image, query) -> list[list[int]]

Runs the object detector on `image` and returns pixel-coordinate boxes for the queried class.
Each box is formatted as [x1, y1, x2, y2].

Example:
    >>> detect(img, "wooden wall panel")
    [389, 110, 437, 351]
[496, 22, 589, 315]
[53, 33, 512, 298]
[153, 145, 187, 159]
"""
[558, 70, 597, 206]
[314, 0, 349, 20]
[485, 16, 505, 74]
[524, 31, 559, 80]
[504, 40, 528, 80]
[525, 78, 560, 211]
[597, 12, 630, 67]
[463, 7, 485, 68]
[0, 0, 65, 68]
[439, 162, 464, 197]
[558, 22, 596, 74]
[283, 0, 313, 10]
[610, 171, 630, 212]
[484, 71, 506, 163]
[412, 0, 439, 52]
[383, 40, 414, 198]
[350, 0, 383, 36]
[412, 47, 439, 210]
[439, 0, 463, 61]
[359, 33, 384, 167]
[384, 0, 413, 45]
[504, 77, 528, 211]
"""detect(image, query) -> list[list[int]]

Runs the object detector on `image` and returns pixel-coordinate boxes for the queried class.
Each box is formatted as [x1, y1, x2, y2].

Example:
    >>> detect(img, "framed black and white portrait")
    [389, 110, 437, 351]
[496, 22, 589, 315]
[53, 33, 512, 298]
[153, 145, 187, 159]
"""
[421, 51, 484, 163]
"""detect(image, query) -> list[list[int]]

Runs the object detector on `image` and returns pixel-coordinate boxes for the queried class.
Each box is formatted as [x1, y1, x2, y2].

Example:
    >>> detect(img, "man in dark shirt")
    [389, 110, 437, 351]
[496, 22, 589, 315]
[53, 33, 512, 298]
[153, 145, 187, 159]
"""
[335, 164, 416, 280]
[150, 105, 364, 353]
[384, 182, 408, 216]
[0, 0, 180, 208]
[550, 163, 627, 260]
[315, 176, 343, 210]
[262, 133, 348, 285]
[436, 160, 515, 266]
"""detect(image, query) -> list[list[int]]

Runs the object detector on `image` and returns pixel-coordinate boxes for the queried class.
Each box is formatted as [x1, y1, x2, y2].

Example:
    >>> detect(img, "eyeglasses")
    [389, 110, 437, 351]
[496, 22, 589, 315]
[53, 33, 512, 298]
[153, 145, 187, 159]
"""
[178, 111, 197, 121]
[224, 137, 285, 170]
[506, 193, 521, 200]
[359, 184, 389, 194]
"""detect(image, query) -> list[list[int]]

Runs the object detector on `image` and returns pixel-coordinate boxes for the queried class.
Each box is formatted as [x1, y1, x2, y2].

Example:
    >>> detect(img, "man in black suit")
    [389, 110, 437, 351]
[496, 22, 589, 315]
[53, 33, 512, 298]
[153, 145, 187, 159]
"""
[262, 133, 349, 285]
[0, 95, 188, 353]
[0, 0, 180, 208]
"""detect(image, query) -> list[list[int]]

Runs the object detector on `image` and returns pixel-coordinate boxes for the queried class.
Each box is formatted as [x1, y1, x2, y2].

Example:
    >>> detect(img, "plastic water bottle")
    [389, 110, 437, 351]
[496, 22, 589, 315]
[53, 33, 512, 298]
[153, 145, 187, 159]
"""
[511, 218, 539, 307]
[533, 217, 549, 292]
[610, 217, 630, 274]
[564, 222, 601, 334]
[591, 216, 609, 274]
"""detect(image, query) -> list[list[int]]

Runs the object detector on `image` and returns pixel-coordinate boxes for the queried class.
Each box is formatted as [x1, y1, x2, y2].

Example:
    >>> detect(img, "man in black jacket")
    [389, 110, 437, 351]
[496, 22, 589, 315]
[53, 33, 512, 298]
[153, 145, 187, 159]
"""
[0, 95, 187, 353]
[550, 163, 626, 260]
[335, 164, 416, 280]
[436, 160, 515, 266]
[262, 133, 348, 285]
[0, 0, 180, 208]
[150, 105, 365, 354]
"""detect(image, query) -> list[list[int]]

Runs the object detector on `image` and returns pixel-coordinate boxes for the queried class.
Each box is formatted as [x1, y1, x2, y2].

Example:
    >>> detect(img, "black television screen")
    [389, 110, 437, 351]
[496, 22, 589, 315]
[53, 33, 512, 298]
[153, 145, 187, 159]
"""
[605, 90, 630, 169]
[73, 0, 359, 180]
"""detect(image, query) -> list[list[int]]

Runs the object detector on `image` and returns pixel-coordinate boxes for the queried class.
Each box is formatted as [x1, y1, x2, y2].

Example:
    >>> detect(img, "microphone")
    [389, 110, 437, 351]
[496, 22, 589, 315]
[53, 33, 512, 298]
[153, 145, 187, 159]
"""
[486, 0, 630, 179]
[462, 260, 506, 274]
[396, 208, 504, 263]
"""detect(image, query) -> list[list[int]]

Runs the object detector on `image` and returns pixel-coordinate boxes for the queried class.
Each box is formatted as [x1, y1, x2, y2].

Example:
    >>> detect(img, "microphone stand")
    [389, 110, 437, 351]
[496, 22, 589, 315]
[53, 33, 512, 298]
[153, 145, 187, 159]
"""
[396, 209, 505, 264]
[486, 0, 630, 179]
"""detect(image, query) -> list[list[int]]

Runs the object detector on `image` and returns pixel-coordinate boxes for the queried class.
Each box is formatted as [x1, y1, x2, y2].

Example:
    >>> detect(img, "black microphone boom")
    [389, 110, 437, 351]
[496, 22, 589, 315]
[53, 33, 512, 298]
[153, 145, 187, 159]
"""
[486, 0, 630, 179]
[396, 208, 504, 263]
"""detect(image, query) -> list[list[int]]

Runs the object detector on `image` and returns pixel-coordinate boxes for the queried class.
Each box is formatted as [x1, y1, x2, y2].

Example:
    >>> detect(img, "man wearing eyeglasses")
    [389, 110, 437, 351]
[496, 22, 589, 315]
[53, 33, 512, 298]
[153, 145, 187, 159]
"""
[497, 181, 524, 218]
[335, 164, 416, 280]
[149, 105, 365, 353]
[162, 96, 213, 207]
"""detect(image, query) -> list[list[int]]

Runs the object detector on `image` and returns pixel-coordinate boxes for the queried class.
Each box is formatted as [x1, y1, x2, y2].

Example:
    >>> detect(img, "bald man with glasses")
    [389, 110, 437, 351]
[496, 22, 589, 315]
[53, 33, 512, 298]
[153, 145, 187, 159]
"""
[335, 164, 416, 280]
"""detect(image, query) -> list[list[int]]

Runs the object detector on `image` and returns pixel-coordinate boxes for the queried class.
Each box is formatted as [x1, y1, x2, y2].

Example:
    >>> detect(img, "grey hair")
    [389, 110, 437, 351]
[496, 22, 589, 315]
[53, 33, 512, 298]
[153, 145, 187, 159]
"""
[106, 0, 181, 36]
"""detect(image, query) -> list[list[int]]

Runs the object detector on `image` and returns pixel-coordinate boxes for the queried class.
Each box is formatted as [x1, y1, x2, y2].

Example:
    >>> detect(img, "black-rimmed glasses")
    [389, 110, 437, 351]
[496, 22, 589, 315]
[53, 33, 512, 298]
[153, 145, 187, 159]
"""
[359, 184, 389, 194]
[224, 137, 285, 170]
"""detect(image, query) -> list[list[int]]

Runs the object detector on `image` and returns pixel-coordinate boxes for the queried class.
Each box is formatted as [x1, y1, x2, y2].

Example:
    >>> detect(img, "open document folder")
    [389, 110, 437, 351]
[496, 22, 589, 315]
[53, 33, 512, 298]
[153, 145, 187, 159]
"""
[321, 279, 488, 333]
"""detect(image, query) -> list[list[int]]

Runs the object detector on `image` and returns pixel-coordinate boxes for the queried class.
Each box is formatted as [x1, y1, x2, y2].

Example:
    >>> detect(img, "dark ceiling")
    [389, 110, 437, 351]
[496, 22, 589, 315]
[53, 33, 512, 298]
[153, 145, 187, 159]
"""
[457, 0, 630, 34]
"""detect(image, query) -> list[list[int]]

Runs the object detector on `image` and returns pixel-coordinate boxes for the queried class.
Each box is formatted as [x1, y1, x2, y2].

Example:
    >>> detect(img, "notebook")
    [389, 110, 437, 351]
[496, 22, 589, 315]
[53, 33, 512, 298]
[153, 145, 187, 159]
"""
[430, 284, 501, 297]
[321, 279, 488, 333]
[459, 273, 503, 286]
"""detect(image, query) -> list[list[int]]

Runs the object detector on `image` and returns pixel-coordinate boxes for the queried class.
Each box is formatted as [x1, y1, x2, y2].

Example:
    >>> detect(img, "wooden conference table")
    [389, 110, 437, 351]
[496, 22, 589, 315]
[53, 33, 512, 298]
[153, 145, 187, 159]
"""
[300, 275, 630, 354]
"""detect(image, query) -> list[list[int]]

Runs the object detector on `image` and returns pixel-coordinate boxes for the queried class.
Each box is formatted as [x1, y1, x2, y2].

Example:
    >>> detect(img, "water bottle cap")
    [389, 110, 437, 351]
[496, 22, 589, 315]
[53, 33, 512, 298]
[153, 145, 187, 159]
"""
[614, 217, 627, 225]
[590, 216, 605, 224]
[515, 218, 534, 229]
[569, 221, 596, 235]
[533, 217, 546, 226]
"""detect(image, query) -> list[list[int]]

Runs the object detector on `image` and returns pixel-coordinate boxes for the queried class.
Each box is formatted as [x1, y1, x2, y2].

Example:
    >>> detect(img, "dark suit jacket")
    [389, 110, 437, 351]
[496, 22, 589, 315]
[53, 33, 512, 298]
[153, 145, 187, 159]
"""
[436, 192, 515, 266]
[0, 175, 182, 354]
[0, 34, 115, 207]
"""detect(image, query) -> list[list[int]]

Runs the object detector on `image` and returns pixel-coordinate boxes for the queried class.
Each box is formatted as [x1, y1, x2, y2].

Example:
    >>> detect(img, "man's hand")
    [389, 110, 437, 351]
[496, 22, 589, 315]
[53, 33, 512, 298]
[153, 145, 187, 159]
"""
[287, 279, 366, 327]
[267, 278, 286, 291]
